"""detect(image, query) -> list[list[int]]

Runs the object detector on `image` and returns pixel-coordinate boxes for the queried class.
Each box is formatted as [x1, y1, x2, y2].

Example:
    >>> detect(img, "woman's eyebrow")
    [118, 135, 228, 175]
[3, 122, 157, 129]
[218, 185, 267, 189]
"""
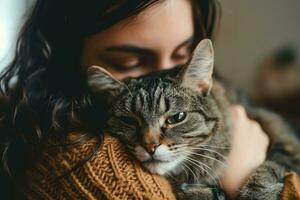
[174, 36, 194, 51]
[105, 36, 194, 55]
[105, 45, 154, 56]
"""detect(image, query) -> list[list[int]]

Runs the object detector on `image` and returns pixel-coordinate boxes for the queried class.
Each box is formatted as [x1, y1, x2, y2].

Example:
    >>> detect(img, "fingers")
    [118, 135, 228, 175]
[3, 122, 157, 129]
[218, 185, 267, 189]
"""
[230, 104, 247, 120]
[221, 105, 270, 197]
[230, 104, 269, 147]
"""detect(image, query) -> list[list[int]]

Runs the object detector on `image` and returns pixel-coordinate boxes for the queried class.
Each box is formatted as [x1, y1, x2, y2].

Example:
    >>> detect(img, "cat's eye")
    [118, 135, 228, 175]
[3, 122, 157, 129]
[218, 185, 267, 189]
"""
[166, 112, 187, 125]
[119, 116, 138, 126]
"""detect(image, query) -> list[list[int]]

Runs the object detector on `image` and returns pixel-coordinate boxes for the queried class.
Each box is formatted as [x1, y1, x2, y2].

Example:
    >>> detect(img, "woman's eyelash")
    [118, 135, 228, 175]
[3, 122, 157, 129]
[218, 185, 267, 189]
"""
[113, 63, 140, 71]
[173, 53, 189, 60]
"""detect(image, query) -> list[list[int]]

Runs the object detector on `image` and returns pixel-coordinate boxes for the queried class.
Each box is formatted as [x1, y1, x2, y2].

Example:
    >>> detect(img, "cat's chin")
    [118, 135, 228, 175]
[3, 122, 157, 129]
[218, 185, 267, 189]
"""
[143, 159, 183, 176]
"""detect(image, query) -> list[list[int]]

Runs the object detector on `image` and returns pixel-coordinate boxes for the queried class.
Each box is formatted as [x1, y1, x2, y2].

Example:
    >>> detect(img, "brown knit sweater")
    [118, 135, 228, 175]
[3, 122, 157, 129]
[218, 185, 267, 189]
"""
[24, 133, 176, 200]
[281, 172, 300, 200]
[23, 132, 300, 200]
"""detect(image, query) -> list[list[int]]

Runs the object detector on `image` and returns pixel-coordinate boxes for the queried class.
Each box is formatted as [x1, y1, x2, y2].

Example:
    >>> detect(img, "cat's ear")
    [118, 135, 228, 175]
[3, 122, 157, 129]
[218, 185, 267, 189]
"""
[87, 65, 124, 97]
[179, 39, 214, 95]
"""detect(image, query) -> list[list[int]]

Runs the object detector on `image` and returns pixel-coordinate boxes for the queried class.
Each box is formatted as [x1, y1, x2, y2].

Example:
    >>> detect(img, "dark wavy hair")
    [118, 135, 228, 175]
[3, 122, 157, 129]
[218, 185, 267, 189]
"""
[0, 0, 220, 196]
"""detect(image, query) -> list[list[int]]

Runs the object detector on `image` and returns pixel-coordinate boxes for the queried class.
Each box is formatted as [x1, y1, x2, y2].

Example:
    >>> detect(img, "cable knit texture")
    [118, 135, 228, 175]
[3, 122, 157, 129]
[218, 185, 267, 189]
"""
[24, 133, 176, 200]
[281, 172, 300, 200]
[23, 132, 300, 200]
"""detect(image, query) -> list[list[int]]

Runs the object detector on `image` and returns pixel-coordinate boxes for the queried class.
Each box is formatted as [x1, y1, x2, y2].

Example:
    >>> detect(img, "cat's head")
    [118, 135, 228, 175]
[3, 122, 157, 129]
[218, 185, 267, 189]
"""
[88, 39, 228, 176]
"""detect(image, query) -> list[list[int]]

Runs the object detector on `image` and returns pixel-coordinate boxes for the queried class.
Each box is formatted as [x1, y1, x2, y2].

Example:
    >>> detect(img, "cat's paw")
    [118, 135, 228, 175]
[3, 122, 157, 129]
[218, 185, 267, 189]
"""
[176, 184, 227, 200]
[236, 161, 285, 200]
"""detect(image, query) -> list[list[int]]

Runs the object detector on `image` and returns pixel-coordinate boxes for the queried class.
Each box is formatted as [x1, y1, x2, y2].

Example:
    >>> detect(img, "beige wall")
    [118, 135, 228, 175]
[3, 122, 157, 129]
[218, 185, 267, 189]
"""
[215, 0, 300, 93]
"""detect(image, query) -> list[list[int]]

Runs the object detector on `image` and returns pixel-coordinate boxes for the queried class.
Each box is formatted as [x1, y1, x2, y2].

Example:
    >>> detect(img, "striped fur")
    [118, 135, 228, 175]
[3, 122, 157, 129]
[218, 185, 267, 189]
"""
[88, 39, 300, 200]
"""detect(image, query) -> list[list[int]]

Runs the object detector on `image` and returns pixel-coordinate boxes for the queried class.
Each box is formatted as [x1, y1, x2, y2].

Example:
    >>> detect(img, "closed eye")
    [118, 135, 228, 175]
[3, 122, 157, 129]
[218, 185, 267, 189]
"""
[118, 116, 138, 126]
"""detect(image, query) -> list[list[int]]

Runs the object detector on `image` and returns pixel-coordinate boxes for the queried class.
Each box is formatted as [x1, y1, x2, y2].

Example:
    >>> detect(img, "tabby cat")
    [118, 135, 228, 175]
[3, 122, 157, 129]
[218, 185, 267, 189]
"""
[88, 39, 300, 199]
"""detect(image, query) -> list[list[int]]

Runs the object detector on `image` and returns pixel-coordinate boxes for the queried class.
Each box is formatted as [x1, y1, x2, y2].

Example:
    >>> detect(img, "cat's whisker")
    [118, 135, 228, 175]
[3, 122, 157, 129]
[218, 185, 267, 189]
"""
[182, 149, 227, 168]
[182, 146, 227, 161]
[182, 158, 202, 184]
[183, 156, 218, 185]
[179, 152, 215, 180]
[164, 170, 177, 182]
[181, 150, 225, 188]
[199, 144, 230, 149]
[179, 162, 189, 182]
[159, 159, 180, 182]
[180, 158, 200, 183]
[181, 151, 222, 186]
[173, 144, 190, 148]
[184, 144, 230, 149]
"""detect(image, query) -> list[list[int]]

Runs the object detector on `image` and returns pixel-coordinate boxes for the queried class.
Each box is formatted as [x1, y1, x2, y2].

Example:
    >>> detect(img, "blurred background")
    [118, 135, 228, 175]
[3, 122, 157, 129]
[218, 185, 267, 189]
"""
[215, 0, 300, 132]
[0, 0, 300, 130]
[0, 0, 35, 68]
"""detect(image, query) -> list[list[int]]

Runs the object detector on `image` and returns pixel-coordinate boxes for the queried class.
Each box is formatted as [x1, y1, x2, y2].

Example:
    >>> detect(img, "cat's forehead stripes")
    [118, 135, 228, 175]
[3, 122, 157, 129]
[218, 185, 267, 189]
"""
[158, 93, 169, 113]
[131, 89, 148, 115]
[122, 80, 171, 121]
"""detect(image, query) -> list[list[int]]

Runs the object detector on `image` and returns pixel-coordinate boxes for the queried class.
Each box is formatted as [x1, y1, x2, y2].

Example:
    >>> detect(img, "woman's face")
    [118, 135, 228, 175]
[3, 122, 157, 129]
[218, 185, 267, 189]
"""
[81, 0, 194, 79]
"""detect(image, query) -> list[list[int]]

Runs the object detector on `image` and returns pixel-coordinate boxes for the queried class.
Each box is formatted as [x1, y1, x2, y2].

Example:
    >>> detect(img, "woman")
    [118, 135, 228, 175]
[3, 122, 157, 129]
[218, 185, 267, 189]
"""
[0, 0, 269, 199]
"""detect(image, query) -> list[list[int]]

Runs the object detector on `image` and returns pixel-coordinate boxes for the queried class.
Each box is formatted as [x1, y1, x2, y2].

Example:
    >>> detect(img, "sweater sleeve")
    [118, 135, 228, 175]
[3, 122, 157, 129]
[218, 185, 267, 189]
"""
[281, 172, 300, 200]
[23, 133, 176, 200]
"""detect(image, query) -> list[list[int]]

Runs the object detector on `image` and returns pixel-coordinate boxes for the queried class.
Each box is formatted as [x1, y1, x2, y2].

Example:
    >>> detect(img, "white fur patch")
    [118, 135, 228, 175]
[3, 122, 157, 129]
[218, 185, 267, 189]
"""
[143, 158, 184, 175]
[134, 144, 185, 175]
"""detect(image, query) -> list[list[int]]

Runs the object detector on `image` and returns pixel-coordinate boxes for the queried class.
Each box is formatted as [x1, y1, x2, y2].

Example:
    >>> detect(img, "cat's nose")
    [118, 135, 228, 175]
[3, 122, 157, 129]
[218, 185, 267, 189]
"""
[145, 143, 160, 155]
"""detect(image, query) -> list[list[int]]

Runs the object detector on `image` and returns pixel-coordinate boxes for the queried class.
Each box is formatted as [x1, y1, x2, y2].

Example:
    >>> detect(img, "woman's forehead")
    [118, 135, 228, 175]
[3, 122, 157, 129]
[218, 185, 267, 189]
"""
[85, 0, 194, 52]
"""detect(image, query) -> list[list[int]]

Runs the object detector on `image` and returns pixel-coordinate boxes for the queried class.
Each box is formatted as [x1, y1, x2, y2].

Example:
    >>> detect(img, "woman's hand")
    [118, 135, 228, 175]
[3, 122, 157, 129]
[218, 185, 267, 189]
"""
[220, 105, 270, 198]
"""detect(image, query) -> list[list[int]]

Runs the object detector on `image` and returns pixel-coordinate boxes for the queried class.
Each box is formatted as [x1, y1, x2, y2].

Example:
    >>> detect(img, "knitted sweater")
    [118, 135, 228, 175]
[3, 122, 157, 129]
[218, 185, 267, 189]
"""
[23, 132, 300, 200]
[24, 133, 176, 200]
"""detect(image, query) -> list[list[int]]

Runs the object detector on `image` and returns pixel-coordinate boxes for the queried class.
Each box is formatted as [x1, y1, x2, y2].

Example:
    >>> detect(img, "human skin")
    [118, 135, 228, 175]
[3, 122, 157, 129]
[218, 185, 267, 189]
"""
[81, 0, 269, 197]
[222, 105, 269, 198]
[81, 0, 193, 79]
